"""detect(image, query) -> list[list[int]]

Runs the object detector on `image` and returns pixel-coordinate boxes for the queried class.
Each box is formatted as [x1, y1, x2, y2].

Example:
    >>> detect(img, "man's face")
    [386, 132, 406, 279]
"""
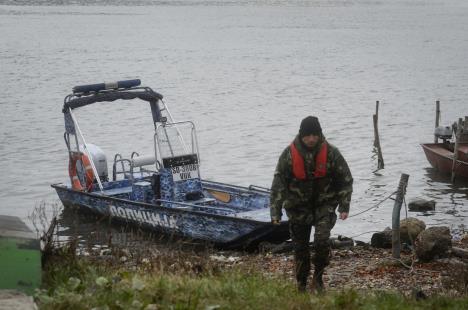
[301, 134, 320, 148]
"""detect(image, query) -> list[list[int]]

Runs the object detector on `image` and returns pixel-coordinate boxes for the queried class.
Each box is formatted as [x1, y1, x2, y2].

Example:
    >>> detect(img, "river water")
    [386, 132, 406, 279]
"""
[1, 0, 467, 241]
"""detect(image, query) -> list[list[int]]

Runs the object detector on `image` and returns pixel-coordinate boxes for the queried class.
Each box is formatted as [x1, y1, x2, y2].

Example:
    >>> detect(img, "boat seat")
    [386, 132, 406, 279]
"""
[131, 155, 156, 167]
[128, 155, 157, 180]
[159, 168, 206, 205]
[113, 153, 158, 182]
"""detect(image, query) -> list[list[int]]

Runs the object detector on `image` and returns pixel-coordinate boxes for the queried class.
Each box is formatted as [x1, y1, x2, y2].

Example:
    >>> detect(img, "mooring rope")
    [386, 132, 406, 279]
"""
[348, 230, 383, 239]
[348, 191, 397, 218]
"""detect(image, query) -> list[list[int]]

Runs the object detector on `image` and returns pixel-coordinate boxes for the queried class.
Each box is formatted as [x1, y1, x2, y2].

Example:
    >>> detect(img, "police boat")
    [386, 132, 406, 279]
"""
[51, 79, 289, 248]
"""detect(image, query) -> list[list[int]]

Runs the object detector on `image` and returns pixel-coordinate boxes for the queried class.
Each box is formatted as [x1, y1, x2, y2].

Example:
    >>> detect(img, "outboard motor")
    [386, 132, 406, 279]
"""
[434, 126, 452, 142]
[80, 144, 108, 182]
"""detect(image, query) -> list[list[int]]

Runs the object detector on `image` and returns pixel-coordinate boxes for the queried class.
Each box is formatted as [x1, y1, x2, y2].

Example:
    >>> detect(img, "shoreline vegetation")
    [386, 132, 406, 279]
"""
[36, 229, 468, 309]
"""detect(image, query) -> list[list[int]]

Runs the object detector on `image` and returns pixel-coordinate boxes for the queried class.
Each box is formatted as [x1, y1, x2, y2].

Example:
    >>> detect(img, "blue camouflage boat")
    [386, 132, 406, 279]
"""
[52, 79, 289, 248]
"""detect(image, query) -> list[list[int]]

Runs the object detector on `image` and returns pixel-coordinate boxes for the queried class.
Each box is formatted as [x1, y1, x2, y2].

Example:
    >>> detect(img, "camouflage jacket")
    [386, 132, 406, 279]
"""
[270, 135, 353, 222]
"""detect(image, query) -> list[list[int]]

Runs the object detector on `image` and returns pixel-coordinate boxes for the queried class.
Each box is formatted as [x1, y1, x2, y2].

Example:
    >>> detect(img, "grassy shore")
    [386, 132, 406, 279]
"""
[37, 245, 468, 310]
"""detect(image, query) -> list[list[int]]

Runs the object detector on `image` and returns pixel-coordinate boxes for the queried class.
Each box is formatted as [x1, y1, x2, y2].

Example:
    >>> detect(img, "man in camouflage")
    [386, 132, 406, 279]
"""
[270, 116, 353, 292]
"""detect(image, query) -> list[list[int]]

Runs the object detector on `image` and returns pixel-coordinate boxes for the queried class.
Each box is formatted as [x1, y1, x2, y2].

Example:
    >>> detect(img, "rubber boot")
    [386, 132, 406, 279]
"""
[297, 281, 307, 293]
[311, 267, 325, 293]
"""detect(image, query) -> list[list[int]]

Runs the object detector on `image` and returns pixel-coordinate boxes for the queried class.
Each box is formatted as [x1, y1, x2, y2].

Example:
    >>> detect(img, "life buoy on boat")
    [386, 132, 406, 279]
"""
[68, 152, 94, 191]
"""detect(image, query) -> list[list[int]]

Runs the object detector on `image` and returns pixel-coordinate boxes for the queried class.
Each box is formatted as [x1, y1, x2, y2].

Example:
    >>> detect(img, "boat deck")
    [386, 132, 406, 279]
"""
[428, 144, 454, 159]
[86, 180, 263, 217]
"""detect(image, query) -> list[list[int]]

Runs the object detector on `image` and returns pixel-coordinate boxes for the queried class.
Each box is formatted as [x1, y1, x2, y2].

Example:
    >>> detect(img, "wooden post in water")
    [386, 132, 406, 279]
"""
[434, 100, 440, 143]
[374, 101, 379, 147]
[451, 118, 462, 183]
[392, 173, 409, 259]
[373, 102, 384, 169]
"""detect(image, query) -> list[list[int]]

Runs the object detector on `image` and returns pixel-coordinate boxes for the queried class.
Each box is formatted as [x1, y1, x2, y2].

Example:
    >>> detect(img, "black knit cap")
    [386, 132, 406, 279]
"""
[299, 116, 322, 137]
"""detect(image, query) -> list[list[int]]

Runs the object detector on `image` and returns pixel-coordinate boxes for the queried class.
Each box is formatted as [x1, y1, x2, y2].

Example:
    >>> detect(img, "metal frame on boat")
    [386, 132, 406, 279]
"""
[52, 79, 289, 248]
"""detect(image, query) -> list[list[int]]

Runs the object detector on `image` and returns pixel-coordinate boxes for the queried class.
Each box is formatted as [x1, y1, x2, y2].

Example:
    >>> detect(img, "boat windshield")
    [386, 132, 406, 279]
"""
[155, 121, 201, 182]
[155, 121, 199, 162]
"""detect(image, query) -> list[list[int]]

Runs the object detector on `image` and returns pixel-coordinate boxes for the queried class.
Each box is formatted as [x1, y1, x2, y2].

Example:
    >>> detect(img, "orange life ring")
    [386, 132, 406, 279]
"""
[69, 152, 94, 191]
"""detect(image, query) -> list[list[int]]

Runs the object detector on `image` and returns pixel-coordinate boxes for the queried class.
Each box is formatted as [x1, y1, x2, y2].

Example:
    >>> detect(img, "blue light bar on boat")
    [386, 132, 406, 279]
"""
[72, 79, 141, 94]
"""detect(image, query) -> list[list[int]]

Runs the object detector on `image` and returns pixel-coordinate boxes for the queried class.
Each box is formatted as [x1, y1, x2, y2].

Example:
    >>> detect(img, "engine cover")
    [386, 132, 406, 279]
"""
[81, 144, 108, 181]
[434, 126, 452, 140]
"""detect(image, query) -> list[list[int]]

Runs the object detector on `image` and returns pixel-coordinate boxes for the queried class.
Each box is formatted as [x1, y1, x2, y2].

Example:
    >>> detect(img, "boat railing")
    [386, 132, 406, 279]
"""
[112, 154, 131, 181]
[112, 152, 160, 182]
[154, 199, 237, 215]
[248, 184, 271, 193]
[202, 180, 271, 195]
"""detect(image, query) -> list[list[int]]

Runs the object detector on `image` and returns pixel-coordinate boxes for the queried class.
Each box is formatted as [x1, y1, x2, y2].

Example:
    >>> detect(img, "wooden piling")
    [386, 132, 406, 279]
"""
[374, 101, 379, 147]
[373, 112, 384, 169]
[434, 100, 440, 143]
[451, 119, 462, 183]
[392, 173, 409, 259]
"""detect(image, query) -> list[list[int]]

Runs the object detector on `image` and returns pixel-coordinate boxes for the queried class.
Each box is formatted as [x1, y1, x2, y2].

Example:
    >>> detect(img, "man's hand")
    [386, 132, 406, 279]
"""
[339, 212, 348, 220]
[271, 219, 281, 225]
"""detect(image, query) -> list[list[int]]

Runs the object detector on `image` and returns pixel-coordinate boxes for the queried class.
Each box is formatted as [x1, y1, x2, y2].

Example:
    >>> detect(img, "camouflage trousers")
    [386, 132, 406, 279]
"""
[288, 206, 337, 286]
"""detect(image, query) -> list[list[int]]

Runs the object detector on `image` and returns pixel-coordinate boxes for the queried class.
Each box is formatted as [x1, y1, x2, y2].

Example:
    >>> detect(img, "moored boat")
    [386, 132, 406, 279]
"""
[51, 80, 289, 249]
[421, 119, 468, 179]
[421, 143, 468, 178]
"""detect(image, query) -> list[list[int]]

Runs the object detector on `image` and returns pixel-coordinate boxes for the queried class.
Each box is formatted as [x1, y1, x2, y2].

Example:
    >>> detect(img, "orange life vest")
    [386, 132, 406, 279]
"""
[290, 141, 328, 180]
[69, 152, 94, 191]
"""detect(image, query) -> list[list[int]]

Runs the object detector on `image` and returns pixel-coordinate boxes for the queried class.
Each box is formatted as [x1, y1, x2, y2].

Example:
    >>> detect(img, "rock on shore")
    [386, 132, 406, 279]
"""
[408, 199, 436, 212]
[370, 227, 392, 248]
[400, 218, 426, 244]
[414, 226, 452, 262]
[370, 217, 426, 248]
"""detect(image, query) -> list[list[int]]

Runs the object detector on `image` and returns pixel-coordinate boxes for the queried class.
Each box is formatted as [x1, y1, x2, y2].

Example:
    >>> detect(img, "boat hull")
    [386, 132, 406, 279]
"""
[52, 184, 289, 249]
[421, 143, 468, 179]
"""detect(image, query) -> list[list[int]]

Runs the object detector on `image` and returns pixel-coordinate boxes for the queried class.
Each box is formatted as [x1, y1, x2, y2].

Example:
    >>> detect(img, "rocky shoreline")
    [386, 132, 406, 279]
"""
[241, 241, 468, 296]
[74, 233, 467, 297]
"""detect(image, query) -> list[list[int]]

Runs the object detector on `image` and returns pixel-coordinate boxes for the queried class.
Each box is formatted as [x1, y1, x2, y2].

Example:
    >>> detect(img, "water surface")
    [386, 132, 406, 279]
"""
[1, 0, 467, 241]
